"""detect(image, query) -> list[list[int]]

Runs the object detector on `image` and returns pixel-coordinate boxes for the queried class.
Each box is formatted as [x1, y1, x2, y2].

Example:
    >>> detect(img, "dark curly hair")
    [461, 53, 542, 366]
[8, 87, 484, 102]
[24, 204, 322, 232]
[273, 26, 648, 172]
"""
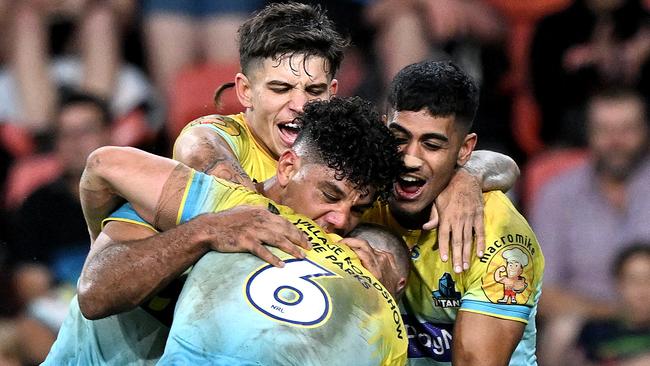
[388, 60, 479, 133]
[237, 2, 349, 79]
[292, 97, 404, 201]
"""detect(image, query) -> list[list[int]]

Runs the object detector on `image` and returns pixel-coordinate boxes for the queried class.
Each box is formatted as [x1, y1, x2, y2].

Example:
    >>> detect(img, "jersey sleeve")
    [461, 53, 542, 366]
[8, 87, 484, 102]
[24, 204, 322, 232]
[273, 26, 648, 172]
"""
[102, 203, 157, 232]
[176, 169, 257, 224]
[173, 114, 249, 163]
[459, 191, 544, 324]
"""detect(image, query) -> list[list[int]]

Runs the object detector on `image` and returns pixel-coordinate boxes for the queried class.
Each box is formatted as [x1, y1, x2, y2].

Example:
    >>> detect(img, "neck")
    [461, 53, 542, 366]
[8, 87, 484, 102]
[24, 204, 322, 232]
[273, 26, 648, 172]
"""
[244, 111, 279, 160]
[598, 176, 627, 211]
[390, 202, 432, 230]
[258, 176, 282, 203]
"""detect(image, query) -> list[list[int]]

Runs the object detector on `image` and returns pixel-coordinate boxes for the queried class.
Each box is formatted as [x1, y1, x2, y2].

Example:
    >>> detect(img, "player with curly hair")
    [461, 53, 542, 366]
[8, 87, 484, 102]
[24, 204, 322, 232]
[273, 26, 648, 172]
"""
[74, 1, 520, 327]
[44, 96, 409, 365]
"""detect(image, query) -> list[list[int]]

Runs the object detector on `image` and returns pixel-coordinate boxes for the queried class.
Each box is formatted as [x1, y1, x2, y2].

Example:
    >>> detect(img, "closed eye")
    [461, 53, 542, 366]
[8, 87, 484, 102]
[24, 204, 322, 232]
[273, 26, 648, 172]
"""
[322, 191, 339, 203]
[423, 141, 443, 150]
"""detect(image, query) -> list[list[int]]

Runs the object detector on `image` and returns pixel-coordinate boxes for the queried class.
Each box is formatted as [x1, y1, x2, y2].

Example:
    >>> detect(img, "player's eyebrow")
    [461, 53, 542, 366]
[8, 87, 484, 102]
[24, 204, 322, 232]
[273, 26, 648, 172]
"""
[389, 123, 449, 142]
[318, 181, 346, 198]
[305, 82, 329, 91]
[267, 80, 294, 88]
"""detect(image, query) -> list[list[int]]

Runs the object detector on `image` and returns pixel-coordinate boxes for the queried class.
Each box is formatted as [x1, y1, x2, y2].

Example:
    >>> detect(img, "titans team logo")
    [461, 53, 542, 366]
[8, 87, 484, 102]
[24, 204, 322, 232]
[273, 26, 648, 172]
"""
[431, 273, 461, 308]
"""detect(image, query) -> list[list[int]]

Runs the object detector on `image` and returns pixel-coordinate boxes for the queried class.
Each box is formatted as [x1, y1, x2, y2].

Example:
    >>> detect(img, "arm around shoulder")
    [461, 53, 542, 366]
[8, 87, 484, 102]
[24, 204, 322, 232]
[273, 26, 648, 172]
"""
[464, 150, 520, 192]
[77, 219, 211, 319]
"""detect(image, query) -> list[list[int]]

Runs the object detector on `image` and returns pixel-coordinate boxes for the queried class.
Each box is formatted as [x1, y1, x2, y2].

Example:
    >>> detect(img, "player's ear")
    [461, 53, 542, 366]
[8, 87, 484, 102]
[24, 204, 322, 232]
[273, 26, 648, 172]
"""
[235, 72, 253, 108]
[277, 150, 300, 187]
[395, 277, 407, 299]
[329, 78, 338, 96]
[457, 133, 477, 166]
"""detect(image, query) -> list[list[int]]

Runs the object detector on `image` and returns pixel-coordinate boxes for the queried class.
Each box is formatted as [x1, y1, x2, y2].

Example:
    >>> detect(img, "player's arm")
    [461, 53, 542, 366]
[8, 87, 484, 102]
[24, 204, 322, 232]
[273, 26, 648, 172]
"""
[463, 150, 520, 192]
[78, 147, 310, 318]
[173, 125, 255, 190]
[78, 205, 311, 319]
[80, 146, 180, 240]
[452, 311, 525, 366]
[427, 150, 520, 273]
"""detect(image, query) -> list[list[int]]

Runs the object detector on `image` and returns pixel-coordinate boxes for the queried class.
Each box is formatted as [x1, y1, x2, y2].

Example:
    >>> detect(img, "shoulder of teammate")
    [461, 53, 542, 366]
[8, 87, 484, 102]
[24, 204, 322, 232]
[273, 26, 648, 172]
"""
[173, 114, 250, 162]
[459, 190, 543, 323]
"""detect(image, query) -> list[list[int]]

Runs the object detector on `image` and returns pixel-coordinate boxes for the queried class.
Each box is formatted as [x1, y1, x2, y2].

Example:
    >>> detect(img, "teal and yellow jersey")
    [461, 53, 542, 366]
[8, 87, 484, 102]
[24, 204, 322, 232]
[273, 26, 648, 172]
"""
[174, 113, 278, 182]
[363, 191, 544, 365]
[156, 170, 407, 366]
[52, 170, 407, 365]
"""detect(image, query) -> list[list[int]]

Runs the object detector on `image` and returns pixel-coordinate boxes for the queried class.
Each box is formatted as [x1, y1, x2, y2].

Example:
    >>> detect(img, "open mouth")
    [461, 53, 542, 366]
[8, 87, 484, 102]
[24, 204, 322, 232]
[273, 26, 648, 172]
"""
[277, 121, 302, 147]
[394, 175, 426, 200]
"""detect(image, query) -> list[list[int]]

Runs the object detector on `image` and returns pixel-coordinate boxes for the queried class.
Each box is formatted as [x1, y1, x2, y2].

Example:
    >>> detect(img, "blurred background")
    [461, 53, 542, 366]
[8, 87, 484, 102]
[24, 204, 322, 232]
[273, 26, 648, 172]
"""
[0, 1, 648, 365]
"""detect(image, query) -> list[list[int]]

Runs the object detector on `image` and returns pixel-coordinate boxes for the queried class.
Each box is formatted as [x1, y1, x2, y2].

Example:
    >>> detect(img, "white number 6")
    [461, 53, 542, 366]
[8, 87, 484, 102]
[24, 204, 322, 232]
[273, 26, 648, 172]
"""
[245, 258, 338, 327]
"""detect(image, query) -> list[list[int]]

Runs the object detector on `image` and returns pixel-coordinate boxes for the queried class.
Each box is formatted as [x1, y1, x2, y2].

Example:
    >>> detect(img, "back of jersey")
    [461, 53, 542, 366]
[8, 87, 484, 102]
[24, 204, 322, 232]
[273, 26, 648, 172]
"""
[158, 245, 406, 366]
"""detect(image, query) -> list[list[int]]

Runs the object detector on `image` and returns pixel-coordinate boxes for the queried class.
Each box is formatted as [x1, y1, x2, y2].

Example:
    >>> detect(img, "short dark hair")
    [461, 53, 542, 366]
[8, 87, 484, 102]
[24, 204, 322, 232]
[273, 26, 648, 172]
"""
[387, 60, 479, 132]
[59, 90, 112, 127]
[348, 223, 411, 281]
[237, 2, 348, 79]
[293, 96, 404, 201]
[612, 243, 650, 278]
[588, 86, 648, 126]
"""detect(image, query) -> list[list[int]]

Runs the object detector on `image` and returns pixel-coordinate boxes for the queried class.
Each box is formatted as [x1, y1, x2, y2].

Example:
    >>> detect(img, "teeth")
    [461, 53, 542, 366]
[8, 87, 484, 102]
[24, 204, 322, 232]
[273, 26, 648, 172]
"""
[401, 176, 419, 182]
[283, 122, 300, 129]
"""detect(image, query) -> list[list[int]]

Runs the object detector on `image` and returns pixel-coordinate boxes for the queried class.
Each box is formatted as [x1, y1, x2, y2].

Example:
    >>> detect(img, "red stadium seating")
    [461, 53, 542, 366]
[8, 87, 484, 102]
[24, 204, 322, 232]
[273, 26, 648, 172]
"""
[487, 0, 572, 156]
[166, 62, 243, 143]
[4, 154, 61, 210]
[520, 147, 588, 213]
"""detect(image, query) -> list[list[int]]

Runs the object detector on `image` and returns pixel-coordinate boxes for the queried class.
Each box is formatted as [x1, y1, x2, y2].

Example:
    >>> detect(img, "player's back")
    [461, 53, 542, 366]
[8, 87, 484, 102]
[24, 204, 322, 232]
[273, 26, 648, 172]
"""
[42, 298, 167, 365]
[158, 225, 407, 366]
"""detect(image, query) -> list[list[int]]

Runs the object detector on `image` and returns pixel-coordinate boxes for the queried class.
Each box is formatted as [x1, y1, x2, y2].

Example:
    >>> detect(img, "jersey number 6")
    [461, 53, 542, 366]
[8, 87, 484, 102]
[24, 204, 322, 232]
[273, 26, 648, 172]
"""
[245, 258, 339, 327]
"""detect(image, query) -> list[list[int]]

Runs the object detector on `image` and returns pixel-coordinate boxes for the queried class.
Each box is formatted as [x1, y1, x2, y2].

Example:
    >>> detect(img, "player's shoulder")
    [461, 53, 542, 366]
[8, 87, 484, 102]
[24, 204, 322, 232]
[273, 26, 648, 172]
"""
[182, 113, 246, 136]
[483, 191, 533, 231]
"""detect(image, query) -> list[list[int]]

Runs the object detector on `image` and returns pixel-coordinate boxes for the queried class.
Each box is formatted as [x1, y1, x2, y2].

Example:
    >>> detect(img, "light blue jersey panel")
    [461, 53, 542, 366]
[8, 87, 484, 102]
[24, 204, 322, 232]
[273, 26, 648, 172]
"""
[43, 296, 168, 365]
[158, 252, 395, 366]
[159, 171, 407, 365]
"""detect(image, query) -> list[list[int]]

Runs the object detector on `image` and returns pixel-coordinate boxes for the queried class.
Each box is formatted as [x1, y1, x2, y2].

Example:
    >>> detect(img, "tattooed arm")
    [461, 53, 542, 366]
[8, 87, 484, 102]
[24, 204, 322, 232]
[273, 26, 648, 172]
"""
[173, 125, 256, 190]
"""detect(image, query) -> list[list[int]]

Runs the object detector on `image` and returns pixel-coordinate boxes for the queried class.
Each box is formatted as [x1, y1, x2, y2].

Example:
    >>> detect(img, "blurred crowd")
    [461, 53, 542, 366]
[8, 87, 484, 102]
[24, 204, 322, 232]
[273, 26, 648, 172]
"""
[0, 1, 648, 365]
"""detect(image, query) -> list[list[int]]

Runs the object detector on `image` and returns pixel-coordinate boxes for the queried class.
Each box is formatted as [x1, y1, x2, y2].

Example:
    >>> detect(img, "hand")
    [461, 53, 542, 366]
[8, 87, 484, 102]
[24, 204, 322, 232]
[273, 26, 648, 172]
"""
[425, 169, 485, 273]
[340, 237, 401, 296]
[192, 205, 311, 267]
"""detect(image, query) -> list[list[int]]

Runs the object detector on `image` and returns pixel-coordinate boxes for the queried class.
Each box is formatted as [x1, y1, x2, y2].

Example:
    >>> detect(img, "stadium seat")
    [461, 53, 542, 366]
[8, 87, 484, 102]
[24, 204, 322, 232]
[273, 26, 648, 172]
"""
[487, 0, 572, 156]
[166, 62, 242, 142]
[520, 147, 588, 213]
[3, 154, 61, 210]
[0, 124, 36, 158]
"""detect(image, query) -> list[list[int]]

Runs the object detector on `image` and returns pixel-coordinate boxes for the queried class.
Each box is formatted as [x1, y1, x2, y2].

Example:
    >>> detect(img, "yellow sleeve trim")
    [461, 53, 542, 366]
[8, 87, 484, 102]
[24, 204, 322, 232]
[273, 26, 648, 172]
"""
[177, 169, 196, 225]
[101, 217, 158, 233]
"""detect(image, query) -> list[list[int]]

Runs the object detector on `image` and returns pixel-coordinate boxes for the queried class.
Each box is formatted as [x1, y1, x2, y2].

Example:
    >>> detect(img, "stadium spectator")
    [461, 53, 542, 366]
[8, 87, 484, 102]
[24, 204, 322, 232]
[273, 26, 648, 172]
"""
[1, 0, 161, 147]
[8, 92, 111, 305]
[530, 0, 650, 147]
[142, 0, 264, 99]
[573, 243, 650, 366]
[531, 87, 650, 366]
[364, 0, 520, 160]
